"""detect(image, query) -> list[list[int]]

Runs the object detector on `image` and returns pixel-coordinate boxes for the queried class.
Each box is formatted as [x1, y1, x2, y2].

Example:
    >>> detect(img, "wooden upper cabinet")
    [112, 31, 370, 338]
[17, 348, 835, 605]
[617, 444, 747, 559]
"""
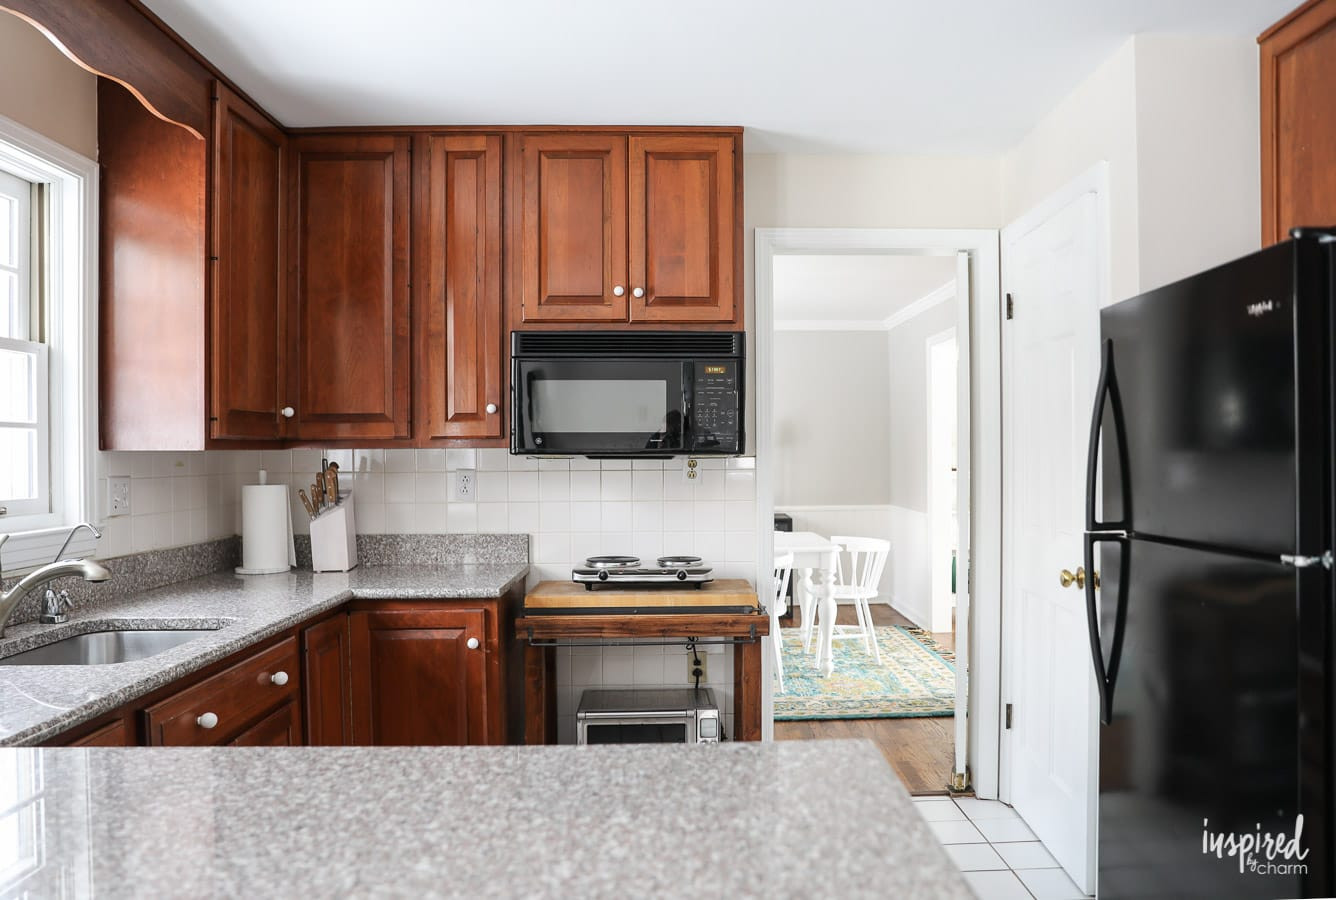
[289, 134, 412, 440]
[628, 135, 736, 323]
[210, 82, 287, 440]
[348, 606, 492, 746]
[519, 134, 628, 322]
[1260, 0, 1336, 245]
[417, 134, 505, 441]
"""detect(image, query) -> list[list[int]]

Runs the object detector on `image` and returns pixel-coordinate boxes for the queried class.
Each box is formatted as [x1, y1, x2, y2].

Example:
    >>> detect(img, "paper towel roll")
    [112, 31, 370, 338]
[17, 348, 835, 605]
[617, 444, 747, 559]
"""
[236, 484, 294, 575]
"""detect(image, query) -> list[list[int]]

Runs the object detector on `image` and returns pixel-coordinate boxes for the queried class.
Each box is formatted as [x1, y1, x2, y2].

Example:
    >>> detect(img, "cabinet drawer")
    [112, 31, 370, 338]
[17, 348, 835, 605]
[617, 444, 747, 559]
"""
[66, 719, 132, 747]
[144, 637, 300, 746]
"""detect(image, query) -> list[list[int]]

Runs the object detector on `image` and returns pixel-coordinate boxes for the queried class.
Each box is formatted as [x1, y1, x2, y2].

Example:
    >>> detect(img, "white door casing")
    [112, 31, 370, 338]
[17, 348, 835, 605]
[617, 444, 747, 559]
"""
[1000, 167, 1107, 894]
[754, 230, 998, 796]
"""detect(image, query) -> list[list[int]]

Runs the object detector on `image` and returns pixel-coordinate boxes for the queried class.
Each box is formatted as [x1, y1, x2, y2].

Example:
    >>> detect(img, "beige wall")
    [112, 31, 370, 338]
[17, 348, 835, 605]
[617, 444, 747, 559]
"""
[1001, 35, 1261, 305]
[0, 13, 96, 158]
[1002, 39, 1140, 303]
[773, 330, 891, 506]
[1134, 35, 1260, 293]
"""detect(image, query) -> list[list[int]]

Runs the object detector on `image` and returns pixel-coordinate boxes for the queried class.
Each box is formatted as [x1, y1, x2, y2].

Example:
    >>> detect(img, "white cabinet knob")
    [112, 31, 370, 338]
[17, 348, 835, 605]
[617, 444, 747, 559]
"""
[196, 712, 218, 729]
[632, 287, 645, 299]
[485, 403, 498, 415]
[466, 637, 480, 650]
[270, 671, 289, 686]
[612, 285, 625, 297]
[281, 407, 295, 418]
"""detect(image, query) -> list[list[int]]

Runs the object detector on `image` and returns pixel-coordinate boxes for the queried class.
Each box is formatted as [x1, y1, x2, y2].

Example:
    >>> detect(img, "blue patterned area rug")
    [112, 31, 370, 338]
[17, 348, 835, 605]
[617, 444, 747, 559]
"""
[773, 625, 956, 720]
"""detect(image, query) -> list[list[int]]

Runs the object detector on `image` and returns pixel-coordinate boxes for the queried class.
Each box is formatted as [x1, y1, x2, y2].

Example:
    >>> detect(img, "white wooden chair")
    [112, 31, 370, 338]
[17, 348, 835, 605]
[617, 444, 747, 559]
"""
[771, 551, 795, 692]
[820, 536, 890, 664]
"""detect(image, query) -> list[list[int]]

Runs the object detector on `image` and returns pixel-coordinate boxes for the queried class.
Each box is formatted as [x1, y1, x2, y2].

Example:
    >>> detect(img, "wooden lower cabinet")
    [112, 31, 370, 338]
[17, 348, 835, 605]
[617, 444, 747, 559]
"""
[143, 637, 300, 746]
[302, 614, 352, 745]
[229, 700, 302, 746]
[349, 605, 498, 746]
[65, 719, 133, 747]
[45, 595, 517, 748]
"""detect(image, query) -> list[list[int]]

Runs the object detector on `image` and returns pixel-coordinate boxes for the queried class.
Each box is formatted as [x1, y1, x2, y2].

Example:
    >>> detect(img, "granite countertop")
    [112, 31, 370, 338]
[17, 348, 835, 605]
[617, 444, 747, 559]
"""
[0, 562, 528, 746]
[20, 739, 972, 899]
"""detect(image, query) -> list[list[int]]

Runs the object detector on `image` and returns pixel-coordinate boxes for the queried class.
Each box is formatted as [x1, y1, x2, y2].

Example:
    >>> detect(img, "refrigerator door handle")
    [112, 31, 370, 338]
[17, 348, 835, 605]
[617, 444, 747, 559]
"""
[1279, 551, 1333, 568]
[1085, 532, 1129, 726]
[1085, 338, 1131, 533]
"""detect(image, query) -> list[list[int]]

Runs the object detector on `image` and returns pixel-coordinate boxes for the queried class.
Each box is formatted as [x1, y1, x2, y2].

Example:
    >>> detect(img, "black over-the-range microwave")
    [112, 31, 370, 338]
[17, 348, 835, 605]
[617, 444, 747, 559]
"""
[510, 331, 744, 457]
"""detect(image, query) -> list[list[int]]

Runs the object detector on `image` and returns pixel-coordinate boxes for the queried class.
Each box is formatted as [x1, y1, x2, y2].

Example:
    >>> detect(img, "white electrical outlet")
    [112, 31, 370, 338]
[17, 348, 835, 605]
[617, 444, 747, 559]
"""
[686, 649, 708, 683]
[108, 476, 131, 517]
[453, 468, 476, 501]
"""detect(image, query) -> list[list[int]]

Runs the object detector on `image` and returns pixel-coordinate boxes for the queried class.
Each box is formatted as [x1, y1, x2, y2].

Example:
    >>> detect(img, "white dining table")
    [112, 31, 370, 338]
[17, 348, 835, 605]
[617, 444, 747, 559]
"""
[774, 530, 841, 676]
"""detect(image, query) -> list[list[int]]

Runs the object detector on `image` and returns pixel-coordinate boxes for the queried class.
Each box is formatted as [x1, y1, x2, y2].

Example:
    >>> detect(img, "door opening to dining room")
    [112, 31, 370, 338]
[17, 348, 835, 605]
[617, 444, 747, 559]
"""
[767, 250, 967, 795]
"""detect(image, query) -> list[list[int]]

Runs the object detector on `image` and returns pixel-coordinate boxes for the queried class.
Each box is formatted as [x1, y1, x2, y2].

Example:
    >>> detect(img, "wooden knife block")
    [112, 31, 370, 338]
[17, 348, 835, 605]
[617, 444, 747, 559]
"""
[310, 490, 358, 572]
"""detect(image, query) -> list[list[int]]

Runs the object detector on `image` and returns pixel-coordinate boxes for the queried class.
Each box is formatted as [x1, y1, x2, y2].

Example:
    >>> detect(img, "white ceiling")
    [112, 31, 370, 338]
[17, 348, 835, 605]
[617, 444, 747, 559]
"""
[142, 0, 1294, 154]
[773, 254, 957, 323]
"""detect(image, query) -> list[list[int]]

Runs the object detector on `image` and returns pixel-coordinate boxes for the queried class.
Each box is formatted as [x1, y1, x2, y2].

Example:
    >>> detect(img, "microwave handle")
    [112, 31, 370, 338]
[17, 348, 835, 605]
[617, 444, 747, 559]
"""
[681, 362, 695, 451]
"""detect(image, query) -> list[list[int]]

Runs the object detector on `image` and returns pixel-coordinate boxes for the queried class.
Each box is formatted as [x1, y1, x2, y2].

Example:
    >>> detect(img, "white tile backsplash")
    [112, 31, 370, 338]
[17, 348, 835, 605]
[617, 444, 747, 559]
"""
[94, 448, 757, 740]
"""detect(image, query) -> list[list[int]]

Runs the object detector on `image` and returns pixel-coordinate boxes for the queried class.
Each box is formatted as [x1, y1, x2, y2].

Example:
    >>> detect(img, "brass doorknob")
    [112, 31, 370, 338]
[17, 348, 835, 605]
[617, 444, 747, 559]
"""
[1059, 567, 1099, 590]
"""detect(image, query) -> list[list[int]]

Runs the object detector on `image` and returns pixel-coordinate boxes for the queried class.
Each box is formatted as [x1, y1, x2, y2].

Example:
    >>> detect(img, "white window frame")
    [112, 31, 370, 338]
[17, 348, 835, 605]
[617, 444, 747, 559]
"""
[0, 111, 98, 570]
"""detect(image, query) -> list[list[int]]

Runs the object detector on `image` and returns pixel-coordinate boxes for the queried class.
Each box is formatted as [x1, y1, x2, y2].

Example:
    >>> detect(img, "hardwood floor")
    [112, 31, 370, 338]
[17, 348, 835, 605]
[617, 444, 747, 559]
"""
[773, 604, 957, 795]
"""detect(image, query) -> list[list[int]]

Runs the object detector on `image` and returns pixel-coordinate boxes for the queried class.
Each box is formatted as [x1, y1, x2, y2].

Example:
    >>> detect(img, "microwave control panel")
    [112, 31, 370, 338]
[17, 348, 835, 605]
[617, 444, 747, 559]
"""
[692, 361, 741, 451]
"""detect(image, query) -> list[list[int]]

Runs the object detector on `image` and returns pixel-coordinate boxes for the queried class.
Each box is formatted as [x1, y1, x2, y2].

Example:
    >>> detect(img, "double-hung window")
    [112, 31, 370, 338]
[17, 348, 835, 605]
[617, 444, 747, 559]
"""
[0, 168, 49, 521]
[0, 112, 98, 570]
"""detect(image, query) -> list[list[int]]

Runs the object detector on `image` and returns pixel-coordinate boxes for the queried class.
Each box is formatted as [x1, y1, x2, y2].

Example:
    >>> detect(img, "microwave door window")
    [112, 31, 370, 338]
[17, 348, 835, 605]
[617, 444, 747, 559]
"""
[522, 366, 685, 452]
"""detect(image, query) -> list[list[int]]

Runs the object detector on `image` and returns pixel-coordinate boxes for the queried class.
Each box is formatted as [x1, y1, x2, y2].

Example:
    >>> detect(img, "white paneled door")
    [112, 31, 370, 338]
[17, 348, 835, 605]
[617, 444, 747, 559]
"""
[1001, 177, 1103, 894]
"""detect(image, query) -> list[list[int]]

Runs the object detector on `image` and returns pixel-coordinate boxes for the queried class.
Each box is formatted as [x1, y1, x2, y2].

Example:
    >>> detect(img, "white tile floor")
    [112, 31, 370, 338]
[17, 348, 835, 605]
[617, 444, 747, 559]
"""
[913, 796, 1091, 900]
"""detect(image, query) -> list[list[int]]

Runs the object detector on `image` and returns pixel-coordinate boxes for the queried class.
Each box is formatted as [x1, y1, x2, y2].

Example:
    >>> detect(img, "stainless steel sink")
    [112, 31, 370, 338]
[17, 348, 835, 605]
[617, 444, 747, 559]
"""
[0, 629, 218, 666]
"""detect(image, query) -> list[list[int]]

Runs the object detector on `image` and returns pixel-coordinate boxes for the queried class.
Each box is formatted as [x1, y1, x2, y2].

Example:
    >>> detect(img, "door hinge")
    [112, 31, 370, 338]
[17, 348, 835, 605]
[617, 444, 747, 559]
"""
[1005, 703, 1013, 729]
[1005, 293, 1014, 320]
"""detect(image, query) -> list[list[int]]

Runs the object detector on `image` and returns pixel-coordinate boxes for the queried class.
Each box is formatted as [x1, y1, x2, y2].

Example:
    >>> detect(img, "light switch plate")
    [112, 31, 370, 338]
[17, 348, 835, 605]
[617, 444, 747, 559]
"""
[108, 476, 131, 517]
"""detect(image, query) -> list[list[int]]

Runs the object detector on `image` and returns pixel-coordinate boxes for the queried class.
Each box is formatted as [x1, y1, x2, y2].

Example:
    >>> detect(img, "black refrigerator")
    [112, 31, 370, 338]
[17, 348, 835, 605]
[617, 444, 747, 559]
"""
[1086, 229, 1334, 898]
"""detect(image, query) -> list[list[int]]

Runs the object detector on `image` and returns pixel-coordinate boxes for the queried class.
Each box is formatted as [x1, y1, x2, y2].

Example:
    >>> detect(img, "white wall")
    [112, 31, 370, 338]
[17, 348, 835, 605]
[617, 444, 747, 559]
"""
[888, 298, 957, 512]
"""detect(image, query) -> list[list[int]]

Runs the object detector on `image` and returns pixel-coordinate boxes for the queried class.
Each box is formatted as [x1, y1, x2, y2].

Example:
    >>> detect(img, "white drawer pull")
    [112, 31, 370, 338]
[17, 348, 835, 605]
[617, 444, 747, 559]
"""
[270, 671, 289, 686]
[196, 712, 218, 729]
[466, 637, 480, 650]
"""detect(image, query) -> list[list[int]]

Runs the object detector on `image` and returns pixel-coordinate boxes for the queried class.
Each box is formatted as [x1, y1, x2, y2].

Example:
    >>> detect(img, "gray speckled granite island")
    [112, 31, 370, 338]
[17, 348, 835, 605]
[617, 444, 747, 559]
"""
[0, 561, 528, 745]
[16, 740, 972, 899]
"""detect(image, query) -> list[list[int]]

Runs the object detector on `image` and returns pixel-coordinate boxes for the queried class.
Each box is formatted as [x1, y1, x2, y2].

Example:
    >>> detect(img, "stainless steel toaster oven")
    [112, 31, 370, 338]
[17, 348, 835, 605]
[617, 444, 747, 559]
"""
[576, 688, 720, 744]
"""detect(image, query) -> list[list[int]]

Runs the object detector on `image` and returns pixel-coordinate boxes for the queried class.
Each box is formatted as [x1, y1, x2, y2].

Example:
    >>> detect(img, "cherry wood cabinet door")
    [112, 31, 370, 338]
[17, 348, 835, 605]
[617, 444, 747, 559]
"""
[519, 134, 628, 322]
[417, 134, 505, 440]
[210, 82, 287, 440]
[349, 607, 489, 746]
[229, 700, 302, 746]
[302, 614, 352, 745]
[628, 135, 736, 323]
[1260, 0, 1336, 245]
[65, 719, 132, 747]
[289, 135, 412, 440]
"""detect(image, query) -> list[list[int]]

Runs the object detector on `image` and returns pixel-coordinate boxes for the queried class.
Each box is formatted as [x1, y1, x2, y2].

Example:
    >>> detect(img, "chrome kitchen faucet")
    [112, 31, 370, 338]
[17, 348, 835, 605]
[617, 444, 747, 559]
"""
[0, 525, 111, 637]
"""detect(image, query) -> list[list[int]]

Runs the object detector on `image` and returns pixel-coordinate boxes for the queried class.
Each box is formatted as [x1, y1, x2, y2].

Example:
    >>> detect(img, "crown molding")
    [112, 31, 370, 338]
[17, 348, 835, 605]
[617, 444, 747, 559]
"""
[882, 280, 956, 331]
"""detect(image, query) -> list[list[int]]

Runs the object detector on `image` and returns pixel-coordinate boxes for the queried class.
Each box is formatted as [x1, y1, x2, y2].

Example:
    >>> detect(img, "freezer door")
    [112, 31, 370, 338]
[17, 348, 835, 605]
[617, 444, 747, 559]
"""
[1091, 536, 1328, 898]
[1097, 239, 1328, 555]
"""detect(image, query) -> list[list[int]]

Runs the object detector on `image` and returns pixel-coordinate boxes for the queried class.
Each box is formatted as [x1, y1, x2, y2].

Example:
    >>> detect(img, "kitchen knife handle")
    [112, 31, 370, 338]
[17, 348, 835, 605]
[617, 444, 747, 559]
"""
[311, 482, 322, 512]
[327, 464, 340, 504]
[297, 489, 316, 520]
[317, 472, 328, 509]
